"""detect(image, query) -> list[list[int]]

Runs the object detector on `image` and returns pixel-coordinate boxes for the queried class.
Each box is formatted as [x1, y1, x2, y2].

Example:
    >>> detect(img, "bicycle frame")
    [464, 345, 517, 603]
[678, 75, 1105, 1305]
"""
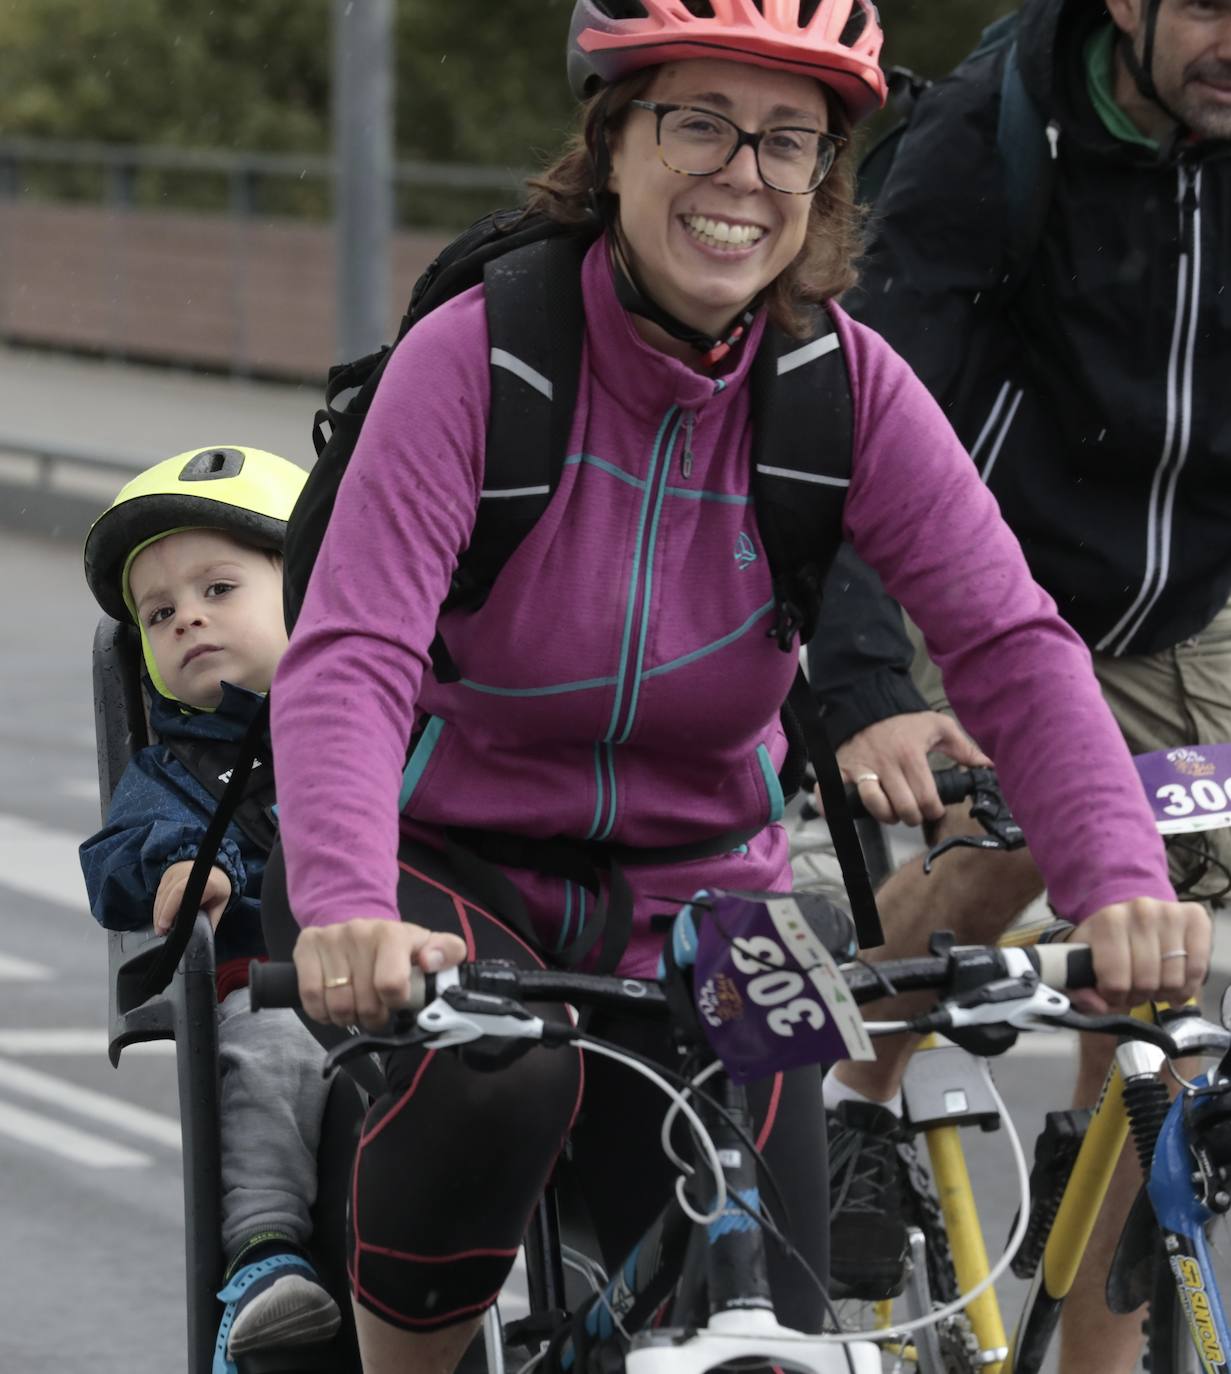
[906, 1001, 1224, 1374]
[1148, 1070, 1231, 1374]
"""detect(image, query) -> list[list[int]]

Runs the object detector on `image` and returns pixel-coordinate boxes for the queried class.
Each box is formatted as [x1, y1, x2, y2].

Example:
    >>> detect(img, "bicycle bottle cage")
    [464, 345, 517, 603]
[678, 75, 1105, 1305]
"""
[924, 767, 1026, 872]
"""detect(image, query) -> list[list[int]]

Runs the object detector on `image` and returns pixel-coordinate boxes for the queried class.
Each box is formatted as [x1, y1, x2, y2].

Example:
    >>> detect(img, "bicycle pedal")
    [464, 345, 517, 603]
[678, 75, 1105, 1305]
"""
[1009, 1108, 1091, 1279]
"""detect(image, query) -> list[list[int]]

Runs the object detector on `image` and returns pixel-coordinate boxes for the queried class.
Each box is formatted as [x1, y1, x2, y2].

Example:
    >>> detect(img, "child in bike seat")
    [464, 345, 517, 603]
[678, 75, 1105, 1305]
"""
[79, 446, 341, 1371]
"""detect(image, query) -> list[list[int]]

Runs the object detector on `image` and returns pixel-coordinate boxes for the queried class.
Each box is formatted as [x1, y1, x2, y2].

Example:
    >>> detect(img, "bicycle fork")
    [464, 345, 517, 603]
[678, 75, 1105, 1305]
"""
[553, 1075, 882, 1374]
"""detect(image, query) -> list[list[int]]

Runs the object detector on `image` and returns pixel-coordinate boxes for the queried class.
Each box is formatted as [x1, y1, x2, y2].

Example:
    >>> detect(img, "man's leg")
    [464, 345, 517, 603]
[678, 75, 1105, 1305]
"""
[824, 808, 1046, 1297]
[831, 807, 1047, 1104]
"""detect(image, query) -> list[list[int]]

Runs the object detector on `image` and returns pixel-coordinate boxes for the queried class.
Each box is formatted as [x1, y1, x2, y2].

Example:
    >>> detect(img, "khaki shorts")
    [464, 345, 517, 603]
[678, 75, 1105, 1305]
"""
[908, 599, 1231, 902]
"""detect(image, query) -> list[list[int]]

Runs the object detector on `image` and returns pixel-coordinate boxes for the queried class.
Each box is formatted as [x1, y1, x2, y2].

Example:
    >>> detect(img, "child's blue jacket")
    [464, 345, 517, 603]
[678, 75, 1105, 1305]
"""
[79, 682, 270, 967]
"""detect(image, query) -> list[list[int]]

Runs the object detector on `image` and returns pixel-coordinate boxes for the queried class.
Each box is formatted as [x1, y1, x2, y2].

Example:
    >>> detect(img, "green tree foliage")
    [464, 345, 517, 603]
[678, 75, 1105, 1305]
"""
[0, 0, 1012, 220]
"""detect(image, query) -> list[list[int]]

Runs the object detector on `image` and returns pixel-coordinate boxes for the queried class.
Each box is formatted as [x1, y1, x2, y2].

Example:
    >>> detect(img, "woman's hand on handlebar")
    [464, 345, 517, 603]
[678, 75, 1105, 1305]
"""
[293, 919, 467, 1031]
[831, 711, 991, 826]
[1071, 898, 1211, 1013]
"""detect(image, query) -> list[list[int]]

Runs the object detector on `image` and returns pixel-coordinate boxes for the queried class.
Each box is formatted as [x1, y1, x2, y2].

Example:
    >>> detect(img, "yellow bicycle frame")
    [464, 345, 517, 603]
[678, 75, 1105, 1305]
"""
[916, 1001, 1162, 1374]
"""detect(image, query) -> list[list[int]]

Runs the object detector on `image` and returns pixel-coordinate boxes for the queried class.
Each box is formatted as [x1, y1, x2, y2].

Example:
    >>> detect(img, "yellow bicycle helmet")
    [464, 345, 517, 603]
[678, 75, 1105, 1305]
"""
[84, 445, 307, 625]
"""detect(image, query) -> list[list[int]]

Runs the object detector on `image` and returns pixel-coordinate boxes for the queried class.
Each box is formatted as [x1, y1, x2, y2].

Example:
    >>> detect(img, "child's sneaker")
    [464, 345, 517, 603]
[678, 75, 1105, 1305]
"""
[214, 1250, 340, 1373]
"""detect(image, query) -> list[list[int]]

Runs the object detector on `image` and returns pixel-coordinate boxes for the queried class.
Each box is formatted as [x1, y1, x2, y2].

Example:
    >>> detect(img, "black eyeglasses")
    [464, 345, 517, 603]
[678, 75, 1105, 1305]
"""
[629, 99, 846, 195]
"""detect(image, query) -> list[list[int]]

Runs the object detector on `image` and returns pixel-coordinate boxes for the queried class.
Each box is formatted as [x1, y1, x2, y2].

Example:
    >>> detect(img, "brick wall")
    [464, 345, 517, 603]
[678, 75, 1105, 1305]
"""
[0, 200, 450, 380]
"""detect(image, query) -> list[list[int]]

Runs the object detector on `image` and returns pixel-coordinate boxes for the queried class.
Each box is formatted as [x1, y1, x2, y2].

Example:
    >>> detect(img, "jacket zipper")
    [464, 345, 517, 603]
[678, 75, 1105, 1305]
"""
[591, 405, 683, 839]
[680, 412, 696, 479]
[1097, 161, 1203, 655]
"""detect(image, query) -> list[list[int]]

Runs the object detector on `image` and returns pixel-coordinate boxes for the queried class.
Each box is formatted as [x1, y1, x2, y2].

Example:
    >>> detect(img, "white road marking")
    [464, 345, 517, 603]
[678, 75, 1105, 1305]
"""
[0, 1099, 150, 1168]
[0, 1029, 174, 1056]
[0, 1057, 182, 1150]
[0, 953, 53, 982]
[0, 813, 89, 912]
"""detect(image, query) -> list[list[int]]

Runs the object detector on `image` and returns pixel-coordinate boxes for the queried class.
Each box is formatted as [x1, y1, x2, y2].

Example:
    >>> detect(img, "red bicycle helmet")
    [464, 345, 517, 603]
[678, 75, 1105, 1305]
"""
[567, 0, 887, 124]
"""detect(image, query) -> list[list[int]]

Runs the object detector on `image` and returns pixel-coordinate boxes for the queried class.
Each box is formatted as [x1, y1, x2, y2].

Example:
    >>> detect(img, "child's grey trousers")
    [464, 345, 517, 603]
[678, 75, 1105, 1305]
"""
[217, 985, 333, 1263]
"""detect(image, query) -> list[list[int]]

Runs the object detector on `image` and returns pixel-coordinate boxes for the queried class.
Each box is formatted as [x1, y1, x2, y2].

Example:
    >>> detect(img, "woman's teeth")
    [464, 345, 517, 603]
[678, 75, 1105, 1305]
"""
[682, 215, 766, 250]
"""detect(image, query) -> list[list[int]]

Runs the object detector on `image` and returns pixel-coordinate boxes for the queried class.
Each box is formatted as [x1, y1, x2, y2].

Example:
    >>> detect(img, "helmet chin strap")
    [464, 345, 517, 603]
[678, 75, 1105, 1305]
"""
[588, 128, 760, 369]
[607, 221, 760, 367]
[1117, 0, 1188, 134]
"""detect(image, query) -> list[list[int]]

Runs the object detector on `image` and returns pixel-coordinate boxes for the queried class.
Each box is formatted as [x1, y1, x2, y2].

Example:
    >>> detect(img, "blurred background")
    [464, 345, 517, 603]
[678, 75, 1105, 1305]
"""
[0, 0, 1010, 388]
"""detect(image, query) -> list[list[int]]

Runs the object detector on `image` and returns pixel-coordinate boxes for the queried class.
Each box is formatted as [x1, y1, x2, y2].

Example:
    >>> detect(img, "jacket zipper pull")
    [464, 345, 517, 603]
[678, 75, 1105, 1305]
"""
[681, 413, 695, 479]
[1045, 121, 1061, 160]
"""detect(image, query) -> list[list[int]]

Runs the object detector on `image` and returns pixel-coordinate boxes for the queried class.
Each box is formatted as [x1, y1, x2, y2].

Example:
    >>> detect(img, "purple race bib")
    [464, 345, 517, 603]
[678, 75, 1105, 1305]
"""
[686, 891, 873, 1083]
[1134, 745, 1231, 835]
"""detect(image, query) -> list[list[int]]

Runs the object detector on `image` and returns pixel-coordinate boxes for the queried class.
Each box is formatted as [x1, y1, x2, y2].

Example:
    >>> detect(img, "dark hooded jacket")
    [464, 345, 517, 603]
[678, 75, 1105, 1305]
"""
[79, 682, 271, 968]
[839, 0, 1231, 670]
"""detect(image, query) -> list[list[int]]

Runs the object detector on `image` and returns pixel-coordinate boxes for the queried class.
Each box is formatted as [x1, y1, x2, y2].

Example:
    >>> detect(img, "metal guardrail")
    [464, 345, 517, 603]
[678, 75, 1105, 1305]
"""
[0, 136, 529, 203]
[0, 435, 148, 540]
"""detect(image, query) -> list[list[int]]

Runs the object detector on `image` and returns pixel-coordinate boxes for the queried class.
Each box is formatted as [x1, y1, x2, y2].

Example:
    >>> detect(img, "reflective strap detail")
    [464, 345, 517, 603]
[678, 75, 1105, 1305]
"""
[755, 463, 850, 488]
[776, 334, 840, 375]
[480, 484, 552, 499]
[490, 346, 553, 399]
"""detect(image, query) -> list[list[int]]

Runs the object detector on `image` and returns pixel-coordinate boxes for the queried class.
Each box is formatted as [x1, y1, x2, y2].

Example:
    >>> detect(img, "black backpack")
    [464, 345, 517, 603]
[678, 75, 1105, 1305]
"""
[859, 11, 1057, 295]
[283, 208, 883, 951]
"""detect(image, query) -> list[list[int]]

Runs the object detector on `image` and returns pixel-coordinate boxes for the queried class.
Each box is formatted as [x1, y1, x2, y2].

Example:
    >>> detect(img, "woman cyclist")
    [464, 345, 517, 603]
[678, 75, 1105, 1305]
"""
[264, 3, 1210, 1370]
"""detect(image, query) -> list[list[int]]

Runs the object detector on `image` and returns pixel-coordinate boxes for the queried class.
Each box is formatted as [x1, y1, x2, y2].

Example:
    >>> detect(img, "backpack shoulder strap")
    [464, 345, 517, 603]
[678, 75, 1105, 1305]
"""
[996, 32, 1056, 294]
[442, 233, 590, 614]
[164, 736, 279, 855]
[750, 307, 852, 651]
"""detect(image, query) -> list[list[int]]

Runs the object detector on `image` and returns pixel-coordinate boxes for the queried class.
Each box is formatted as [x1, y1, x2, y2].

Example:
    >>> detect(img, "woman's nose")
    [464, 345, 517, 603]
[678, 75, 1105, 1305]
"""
[715, 141, 762, 193]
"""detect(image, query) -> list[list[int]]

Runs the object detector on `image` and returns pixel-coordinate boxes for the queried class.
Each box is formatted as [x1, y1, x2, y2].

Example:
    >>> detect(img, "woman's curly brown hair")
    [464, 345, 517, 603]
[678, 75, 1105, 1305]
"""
[525, 70, 866, 340]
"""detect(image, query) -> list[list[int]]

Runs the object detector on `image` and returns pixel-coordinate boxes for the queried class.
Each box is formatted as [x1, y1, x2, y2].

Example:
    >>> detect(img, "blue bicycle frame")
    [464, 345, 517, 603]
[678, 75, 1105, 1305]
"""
[1148, 1072, 1231, 1374]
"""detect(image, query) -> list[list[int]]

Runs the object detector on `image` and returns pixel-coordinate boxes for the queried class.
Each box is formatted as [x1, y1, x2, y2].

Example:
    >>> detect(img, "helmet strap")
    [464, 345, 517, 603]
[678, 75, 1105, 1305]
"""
[1116, 0, 1187, 132]
[589, 105, 760, 368]
[609, 246, 759, 365]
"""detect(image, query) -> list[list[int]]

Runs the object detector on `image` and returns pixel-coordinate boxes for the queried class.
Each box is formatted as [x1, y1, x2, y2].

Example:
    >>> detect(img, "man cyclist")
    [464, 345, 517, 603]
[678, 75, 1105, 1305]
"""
[816, 0, 1231, 1367]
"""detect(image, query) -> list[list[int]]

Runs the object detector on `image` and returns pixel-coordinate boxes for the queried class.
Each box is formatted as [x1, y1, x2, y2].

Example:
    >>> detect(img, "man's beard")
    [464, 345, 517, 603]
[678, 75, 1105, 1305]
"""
[1167, 57, 1231, 140]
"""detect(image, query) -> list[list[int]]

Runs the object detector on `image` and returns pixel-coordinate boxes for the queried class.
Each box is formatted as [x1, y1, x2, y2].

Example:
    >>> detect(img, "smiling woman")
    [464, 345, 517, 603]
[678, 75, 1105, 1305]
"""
[527, 54, 867, 344]
[262, 2, 1208, 1372]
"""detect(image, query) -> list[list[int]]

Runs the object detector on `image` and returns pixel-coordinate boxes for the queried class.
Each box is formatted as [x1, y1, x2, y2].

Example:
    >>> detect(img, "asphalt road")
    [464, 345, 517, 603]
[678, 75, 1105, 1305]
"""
[2, 346, 1228, 1372]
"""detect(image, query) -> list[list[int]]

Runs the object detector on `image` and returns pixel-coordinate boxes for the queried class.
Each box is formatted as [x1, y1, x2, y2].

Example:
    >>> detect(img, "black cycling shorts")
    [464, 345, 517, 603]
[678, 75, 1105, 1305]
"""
[263, 837, 828, 1334]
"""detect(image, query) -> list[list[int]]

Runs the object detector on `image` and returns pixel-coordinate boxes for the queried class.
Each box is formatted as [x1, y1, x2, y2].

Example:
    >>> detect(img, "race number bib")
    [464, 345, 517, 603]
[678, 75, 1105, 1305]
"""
[683, 891, 874, 1083]
[1135, 745, 1231, 835]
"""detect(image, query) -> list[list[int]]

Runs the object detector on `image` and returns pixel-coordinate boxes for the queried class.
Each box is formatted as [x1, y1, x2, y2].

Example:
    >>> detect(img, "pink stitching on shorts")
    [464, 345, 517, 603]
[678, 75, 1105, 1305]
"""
[357, 1240, 519, 1263]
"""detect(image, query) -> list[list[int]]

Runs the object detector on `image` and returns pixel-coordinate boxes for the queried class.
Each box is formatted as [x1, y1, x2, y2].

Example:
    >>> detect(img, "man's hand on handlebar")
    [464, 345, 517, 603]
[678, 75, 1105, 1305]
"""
[293, 919, 467, 1031]
[1070, 898, 1212, 1013]
[829, 711, 992, 827]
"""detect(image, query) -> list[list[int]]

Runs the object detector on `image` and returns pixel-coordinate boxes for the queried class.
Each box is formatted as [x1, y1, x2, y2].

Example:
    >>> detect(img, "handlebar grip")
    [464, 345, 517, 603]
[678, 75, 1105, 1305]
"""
[247, 960, 434, 1013]
[249, 960, 302, 1011]
[933, 767, 975, 807]
[1026, 943, 1095, 990]
[807, 766, 977, 823]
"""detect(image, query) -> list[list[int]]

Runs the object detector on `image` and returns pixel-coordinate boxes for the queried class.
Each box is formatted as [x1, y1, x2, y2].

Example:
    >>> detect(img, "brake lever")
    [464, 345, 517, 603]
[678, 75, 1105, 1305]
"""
[1048, 1009, 1180, 1058]
[924, 769, 1025, 872]
[321, 1014, 430, 1078]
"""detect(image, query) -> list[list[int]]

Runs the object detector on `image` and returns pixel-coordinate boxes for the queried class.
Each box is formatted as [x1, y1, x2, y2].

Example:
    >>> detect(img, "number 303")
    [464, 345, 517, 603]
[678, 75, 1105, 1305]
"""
[731, 937, 828, 1037]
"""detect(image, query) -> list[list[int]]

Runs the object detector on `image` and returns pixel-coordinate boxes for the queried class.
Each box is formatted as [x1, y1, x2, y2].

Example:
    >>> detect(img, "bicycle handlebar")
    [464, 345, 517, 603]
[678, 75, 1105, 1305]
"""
[248, 939, 1094, 1016]
[799, 765, 976, 823]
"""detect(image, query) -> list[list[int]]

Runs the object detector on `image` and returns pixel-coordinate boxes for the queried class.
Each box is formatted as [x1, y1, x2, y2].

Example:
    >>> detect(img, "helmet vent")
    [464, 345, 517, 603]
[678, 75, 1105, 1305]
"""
[179, 447, 246, 482]
[837, 2, 869, 48]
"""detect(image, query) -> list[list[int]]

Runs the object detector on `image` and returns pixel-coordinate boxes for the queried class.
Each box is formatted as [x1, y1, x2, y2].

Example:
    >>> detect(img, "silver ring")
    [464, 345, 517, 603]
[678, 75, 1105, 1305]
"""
[853, 772, 880, 785]
[1160, 949, 1188, 961]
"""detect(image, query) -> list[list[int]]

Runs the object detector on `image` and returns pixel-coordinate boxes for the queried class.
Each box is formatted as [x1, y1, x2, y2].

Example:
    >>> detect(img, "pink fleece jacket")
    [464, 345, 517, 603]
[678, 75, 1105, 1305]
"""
[271, 238, 1173, 974]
